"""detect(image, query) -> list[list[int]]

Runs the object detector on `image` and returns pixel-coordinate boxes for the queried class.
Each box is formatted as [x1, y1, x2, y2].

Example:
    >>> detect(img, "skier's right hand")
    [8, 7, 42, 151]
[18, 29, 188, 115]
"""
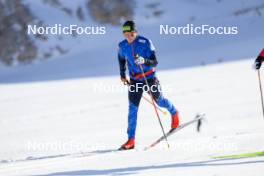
[121, 76, 129, 85]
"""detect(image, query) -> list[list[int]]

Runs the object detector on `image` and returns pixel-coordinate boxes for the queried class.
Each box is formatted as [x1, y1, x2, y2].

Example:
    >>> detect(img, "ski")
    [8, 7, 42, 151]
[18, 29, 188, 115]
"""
[118, 146, 134, 151]
[213, 151, 264, 159]
[144, 113, 205, 150]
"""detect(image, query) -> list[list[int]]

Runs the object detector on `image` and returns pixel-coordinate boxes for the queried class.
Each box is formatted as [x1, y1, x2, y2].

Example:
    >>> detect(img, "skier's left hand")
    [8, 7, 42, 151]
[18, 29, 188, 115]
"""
[135, 56, 145, 65]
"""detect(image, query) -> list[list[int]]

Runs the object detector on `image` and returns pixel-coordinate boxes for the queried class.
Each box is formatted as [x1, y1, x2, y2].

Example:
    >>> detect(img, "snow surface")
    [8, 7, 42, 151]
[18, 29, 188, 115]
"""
[0, 59, 264, 176]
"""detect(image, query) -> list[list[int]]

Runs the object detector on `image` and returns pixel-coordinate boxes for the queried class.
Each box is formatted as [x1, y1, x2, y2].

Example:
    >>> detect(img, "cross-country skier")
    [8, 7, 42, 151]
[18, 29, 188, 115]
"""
[118, 21, 180, 150]
[254, 49, 264, 70]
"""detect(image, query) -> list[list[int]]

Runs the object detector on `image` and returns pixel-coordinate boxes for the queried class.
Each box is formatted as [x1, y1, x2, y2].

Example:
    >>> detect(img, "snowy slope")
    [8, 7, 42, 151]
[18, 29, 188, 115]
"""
[0, 59, 264, 176]
[1, 0, 264, 83]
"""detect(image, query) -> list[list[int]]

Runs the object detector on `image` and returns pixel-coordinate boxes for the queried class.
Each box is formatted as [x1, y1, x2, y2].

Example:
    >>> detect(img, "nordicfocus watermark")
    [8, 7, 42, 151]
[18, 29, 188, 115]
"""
[128, 83, 161, 93]
[27, 24, 106, 35]
[91, 82, 173, 94]
[160, 24, 238, 35]
[26, 140, 108, 152]
[158, 138, 239, 152]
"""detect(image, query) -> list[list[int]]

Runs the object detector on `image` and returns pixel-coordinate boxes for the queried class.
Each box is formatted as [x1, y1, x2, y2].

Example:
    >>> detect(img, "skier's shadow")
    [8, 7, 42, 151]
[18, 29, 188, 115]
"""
[35, 157, 264, 176]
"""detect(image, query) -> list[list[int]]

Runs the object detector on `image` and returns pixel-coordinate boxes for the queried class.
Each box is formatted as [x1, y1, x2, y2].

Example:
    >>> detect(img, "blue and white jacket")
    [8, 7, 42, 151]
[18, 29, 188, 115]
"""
[118, 35, 158, 81]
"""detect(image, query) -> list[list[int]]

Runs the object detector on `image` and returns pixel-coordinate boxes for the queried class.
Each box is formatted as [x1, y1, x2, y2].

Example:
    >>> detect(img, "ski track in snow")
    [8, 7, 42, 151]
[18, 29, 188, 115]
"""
[0, 60, 264, 175]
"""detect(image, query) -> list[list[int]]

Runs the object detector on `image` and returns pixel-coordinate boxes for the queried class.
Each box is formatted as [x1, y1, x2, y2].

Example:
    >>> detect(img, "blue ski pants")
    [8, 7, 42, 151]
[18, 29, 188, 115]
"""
[127, 77, 177, 139]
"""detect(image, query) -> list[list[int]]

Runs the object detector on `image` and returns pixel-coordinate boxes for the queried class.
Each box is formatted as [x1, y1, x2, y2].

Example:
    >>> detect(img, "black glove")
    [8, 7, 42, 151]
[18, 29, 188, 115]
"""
[254, 49, 264, 70]
[121, 76, 129, 85]
[255, 60, 262, 70]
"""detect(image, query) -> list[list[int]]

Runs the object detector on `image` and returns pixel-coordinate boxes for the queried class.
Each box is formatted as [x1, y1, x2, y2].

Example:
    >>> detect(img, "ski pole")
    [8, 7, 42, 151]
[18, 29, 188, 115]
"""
[131, 45, 169, 148]
[257, 69, 264, 119]
[137, 63, 170, 148]
[123, 80, 168, 115]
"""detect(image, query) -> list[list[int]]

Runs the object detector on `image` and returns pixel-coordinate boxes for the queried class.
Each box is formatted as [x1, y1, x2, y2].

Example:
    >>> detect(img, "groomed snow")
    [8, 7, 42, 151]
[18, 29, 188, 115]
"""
[0, 59, 263, 176]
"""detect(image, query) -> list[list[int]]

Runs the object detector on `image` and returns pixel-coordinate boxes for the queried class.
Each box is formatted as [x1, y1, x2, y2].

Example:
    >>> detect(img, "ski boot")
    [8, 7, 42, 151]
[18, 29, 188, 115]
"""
[171, 112, 180, 129]
[119, 138, 135, 150]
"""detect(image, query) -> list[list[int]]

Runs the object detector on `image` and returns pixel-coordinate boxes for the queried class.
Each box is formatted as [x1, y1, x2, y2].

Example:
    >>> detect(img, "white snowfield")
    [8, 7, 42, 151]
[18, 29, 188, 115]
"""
[0, 59, 264, 176]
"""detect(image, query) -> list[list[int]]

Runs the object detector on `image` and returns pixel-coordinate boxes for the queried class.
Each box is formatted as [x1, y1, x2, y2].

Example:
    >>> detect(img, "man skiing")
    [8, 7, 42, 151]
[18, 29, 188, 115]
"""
[254, 49, 264, 70]
[118, 20, 180, 150]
